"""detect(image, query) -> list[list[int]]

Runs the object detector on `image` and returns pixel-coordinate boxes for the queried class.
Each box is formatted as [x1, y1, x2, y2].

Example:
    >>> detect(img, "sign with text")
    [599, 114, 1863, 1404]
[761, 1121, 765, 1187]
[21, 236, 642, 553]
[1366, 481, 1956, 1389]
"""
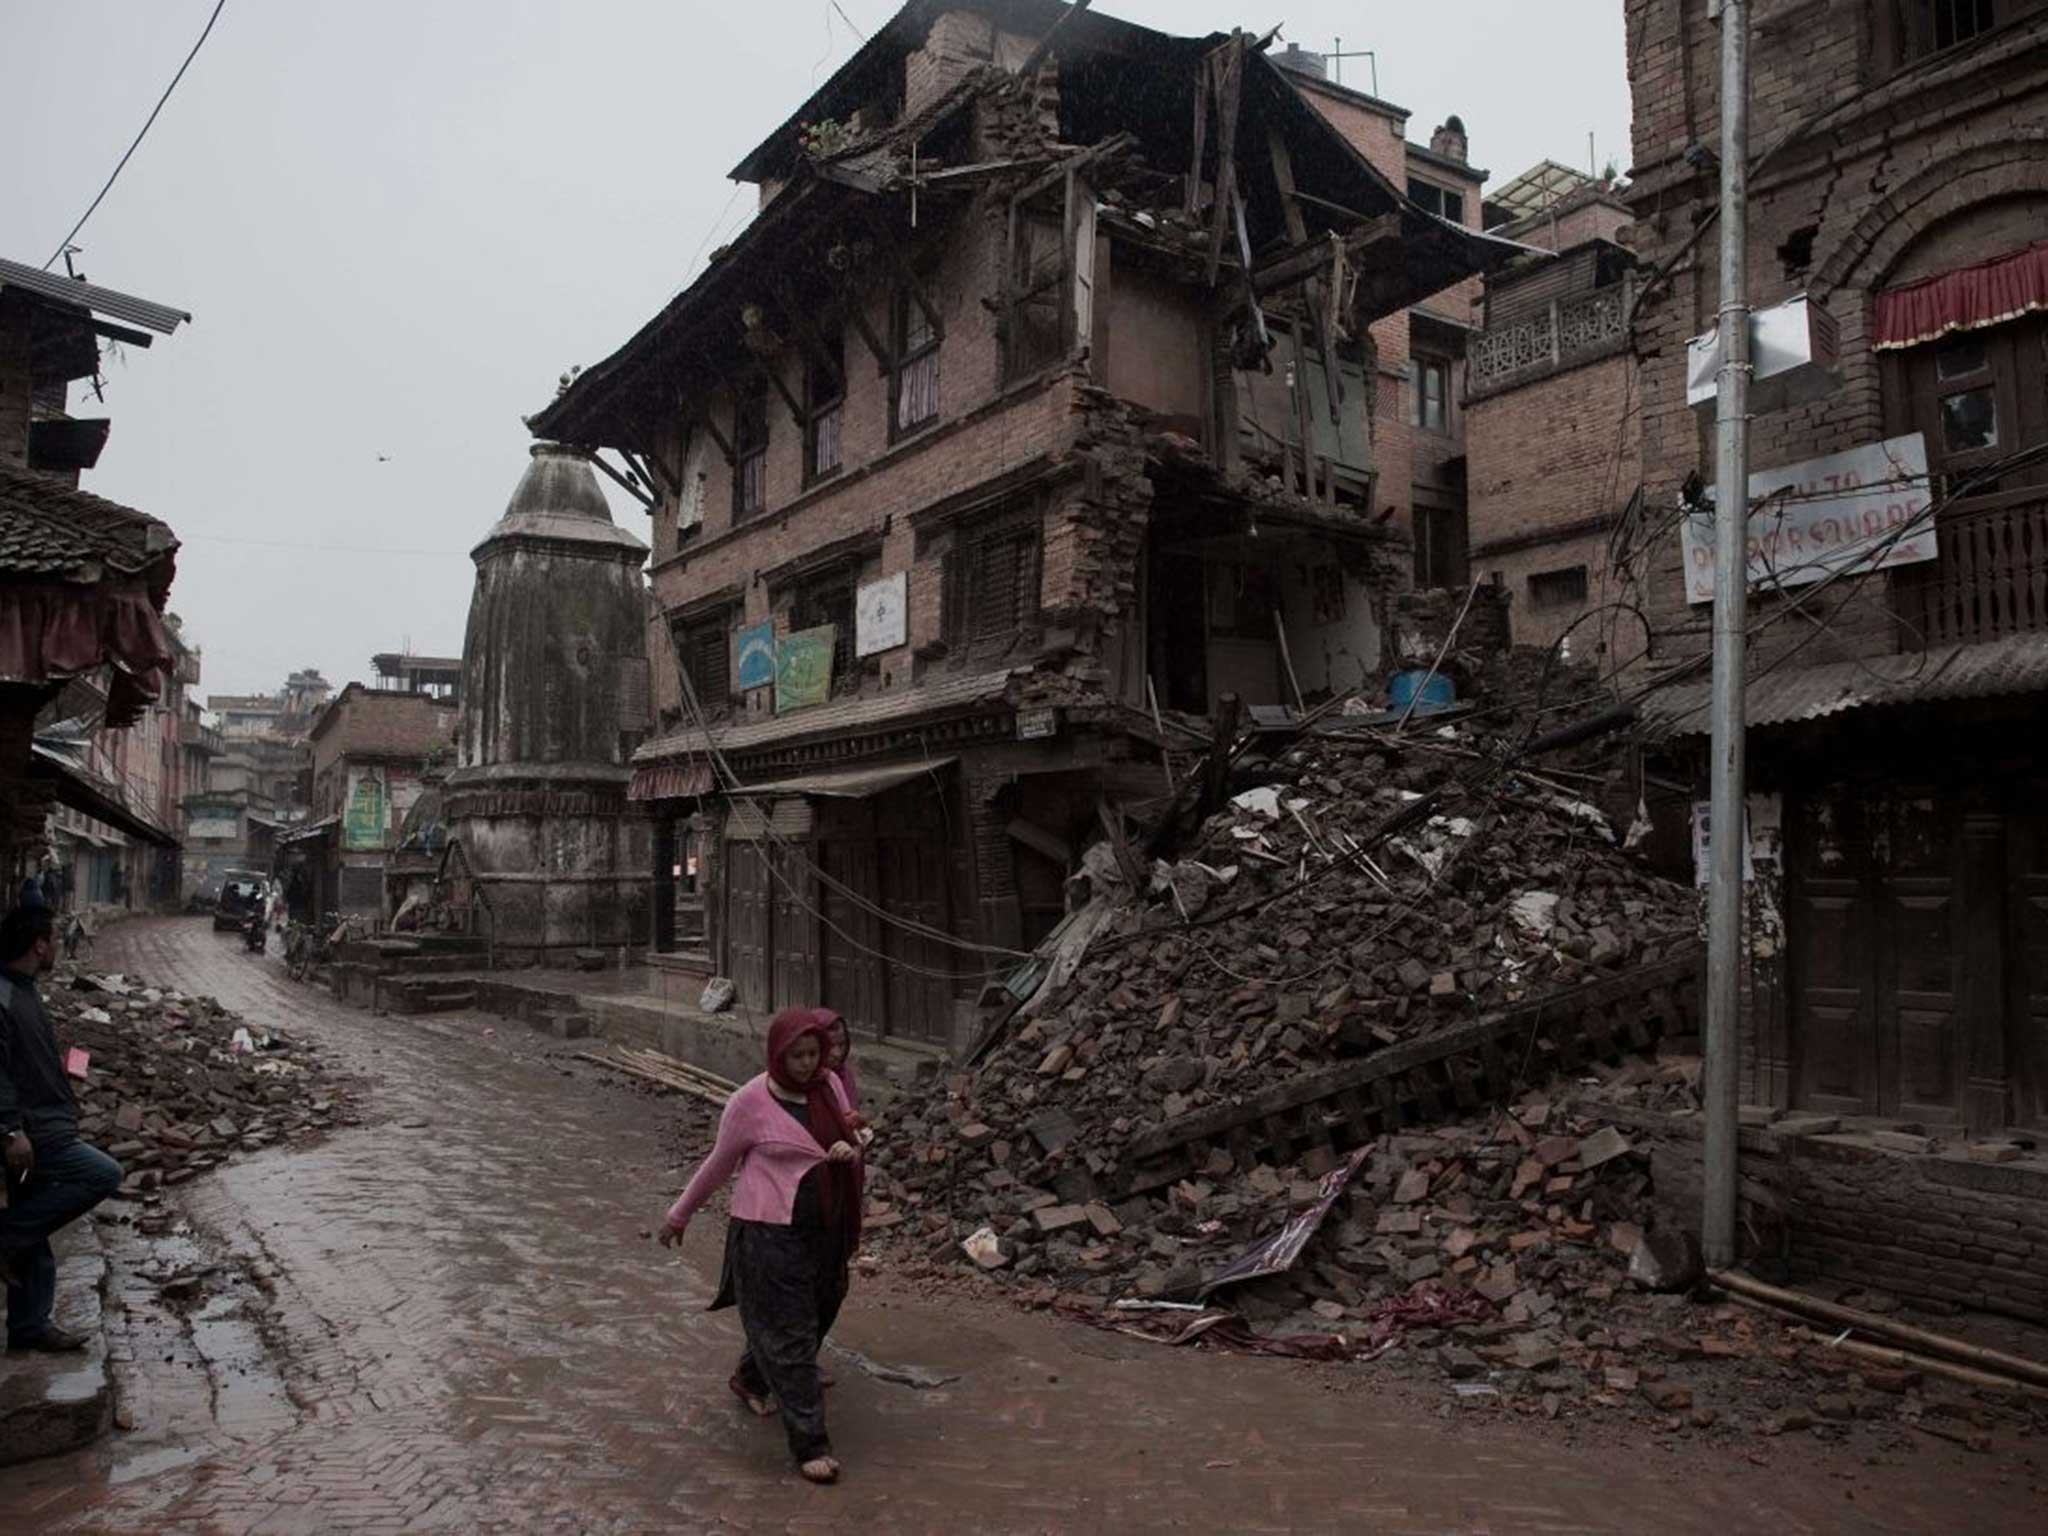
[856, 572, 907, 658]
[343, 769, 387, 851]
[775, 625, 836, 713]
[1682, 432, 1936, 604]
[734, 621, 776, 692]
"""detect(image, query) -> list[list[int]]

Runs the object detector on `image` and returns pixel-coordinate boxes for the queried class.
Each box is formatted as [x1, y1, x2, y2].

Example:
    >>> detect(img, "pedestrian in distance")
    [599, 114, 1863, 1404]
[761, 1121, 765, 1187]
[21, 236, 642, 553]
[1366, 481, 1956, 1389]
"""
[820, 1009, 861, 1118]
[0, 906, 123, 1352]
[660, 1008, 862, 1485]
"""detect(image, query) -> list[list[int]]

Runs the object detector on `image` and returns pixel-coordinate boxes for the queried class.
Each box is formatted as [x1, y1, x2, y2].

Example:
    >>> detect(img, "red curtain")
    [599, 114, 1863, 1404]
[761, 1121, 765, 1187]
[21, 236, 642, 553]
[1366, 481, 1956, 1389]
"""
[1874, 240, 2048, 351]
[0, 575, 174, 725]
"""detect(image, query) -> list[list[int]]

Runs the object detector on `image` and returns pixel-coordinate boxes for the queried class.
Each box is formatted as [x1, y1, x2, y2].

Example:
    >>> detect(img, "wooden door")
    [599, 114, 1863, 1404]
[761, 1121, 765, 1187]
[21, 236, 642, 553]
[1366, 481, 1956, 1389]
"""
[725, 839, 772, 1011]
[771, 841, 819, 1011]
[817, 832, 886, 1034]
[1874, 787, 1963, 1123]
[878, 835, 954, 1046]
[1788, 786, 1879, 1115]
[2010, 792, 2048, 1129]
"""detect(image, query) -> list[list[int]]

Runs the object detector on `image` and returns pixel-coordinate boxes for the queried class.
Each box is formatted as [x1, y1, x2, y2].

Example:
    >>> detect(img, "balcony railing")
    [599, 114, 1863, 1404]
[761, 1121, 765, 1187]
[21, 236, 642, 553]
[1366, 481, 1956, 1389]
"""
[1468, 281, 1631, 399]
[1892, 492, 2048, 648]
[179, 719, 225, 755]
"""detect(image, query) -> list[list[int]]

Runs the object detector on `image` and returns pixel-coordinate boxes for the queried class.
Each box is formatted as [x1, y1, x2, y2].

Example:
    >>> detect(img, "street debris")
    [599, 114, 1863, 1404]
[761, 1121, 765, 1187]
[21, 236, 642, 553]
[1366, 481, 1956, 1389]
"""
[840, 708, 2048, 1448]
[47, 965, 359, 1207]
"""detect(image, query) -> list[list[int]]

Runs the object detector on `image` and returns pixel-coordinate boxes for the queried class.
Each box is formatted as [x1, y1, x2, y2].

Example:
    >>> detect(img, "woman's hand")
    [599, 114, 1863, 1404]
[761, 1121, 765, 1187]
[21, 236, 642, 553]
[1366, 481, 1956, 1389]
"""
[658, 1222, 687, 1248]
[826, 1140, 859, 1164]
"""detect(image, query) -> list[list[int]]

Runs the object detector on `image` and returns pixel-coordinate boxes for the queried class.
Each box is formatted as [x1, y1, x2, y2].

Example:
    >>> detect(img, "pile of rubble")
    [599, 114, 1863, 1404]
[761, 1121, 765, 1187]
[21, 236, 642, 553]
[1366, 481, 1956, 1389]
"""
[47, 968, 358, 1211]
[865, 719, 1696, 1261]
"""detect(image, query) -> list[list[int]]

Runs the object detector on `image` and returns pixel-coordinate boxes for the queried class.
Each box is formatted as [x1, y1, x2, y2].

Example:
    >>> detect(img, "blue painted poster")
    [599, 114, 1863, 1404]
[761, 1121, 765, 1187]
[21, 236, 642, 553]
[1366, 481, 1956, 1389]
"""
[734, 620, 776, 691]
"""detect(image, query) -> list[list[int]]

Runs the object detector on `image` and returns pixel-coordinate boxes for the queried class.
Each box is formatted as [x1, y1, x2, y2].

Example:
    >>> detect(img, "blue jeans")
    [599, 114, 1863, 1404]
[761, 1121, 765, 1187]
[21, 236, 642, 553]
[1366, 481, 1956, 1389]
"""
[2, 1138, 122, 1344]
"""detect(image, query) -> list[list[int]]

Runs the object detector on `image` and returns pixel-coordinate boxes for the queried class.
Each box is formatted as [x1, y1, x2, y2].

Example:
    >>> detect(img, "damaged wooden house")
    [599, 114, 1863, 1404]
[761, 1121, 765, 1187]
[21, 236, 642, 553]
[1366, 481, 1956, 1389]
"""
[530, 0, 1521, 1053]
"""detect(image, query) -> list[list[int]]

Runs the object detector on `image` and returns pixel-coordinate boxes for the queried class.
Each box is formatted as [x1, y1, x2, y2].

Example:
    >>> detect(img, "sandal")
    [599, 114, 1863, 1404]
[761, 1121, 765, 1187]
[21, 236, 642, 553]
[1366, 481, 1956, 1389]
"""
[728, 1373, 776, 1417]
[799, 1454, 841, 1484]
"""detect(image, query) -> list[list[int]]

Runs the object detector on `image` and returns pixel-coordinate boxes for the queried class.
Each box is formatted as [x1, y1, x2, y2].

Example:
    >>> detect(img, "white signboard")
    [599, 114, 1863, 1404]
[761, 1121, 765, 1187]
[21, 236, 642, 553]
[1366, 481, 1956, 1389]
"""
[1681, 432, 1936, 605]
[187, 816, 239, 841]
[856, 572, 908, 658]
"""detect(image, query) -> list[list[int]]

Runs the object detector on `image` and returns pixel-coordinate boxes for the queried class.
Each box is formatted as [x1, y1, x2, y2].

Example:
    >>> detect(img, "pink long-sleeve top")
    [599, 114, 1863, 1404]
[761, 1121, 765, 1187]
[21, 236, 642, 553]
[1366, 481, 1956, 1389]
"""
[665, 1072, 853, 1231]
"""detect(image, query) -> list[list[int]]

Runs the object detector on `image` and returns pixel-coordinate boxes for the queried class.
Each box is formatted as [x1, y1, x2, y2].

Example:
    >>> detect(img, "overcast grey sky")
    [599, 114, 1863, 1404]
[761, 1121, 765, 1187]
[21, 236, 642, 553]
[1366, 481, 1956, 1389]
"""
[7, 1, 1631, 700]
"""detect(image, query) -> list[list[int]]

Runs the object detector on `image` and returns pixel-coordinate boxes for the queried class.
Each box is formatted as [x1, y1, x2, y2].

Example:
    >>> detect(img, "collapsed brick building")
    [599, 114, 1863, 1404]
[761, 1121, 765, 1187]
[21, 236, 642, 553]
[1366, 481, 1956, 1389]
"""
[530, 0, 1520, 1052]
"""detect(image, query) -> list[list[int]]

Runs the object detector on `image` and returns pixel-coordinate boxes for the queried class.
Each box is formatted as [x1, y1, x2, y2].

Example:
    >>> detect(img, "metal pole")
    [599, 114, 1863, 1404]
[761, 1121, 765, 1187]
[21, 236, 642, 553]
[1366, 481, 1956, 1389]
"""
[1703, 0, 1751, 1270]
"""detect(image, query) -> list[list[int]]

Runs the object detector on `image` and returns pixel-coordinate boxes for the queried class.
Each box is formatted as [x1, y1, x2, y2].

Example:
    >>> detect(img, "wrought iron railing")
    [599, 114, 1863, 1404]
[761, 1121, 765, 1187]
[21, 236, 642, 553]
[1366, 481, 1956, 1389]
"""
[1468, 282, 1631, 397]
[1892, 492, 2048, 648]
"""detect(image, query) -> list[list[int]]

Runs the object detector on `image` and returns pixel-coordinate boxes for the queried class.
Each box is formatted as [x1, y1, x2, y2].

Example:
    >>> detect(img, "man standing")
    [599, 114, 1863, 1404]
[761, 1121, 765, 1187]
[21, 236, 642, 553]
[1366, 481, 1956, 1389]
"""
[0, 906, 122, 1352]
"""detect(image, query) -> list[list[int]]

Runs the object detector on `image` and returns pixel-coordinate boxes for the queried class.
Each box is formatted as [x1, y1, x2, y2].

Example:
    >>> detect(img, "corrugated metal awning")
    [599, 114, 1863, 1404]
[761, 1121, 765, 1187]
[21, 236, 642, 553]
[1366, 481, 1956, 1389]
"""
[738, 758, 956, 799]
[277, 814, 340, 845]
[0, 256, 191, 335]
[726, 798, 814, 842]
[27, 745, 178, 848]
[1638, 632, 2048, 737]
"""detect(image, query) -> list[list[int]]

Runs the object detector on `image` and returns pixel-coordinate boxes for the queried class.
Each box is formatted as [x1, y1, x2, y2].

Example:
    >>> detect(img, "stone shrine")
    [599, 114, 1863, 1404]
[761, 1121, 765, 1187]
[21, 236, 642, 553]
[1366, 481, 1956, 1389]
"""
[444, 443, 652, 961]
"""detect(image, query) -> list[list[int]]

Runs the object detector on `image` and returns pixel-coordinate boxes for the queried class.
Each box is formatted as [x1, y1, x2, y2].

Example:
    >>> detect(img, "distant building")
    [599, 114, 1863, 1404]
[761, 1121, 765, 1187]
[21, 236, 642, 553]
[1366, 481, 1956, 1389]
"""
[280, 682, 458, 924]
[1464, 164, 1643, 662]
[371, 651, 462, 702]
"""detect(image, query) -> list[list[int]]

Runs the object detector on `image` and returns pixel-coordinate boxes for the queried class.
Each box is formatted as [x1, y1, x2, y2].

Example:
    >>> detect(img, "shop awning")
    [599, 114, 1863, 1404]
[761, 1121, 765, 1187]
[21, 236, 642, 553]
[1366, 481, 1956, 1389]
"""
[736, 758, 956, 799]
[1874, 240, 2048, 351]
[627, 760, 715, 803]
[28, 744, 179, 847]
[1637, 631, 2048, 737]
[277, 814, 340, 846]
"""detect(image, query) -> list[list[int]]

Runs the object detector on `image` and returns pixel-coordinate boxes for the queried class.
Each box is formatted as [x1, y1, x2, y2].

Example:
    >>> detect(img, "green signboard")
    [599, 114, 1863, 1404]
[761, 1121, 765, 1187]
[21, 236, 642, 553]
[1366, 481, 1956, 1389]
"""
[343, 770, 387, 850]
[775, 625, 836, 714]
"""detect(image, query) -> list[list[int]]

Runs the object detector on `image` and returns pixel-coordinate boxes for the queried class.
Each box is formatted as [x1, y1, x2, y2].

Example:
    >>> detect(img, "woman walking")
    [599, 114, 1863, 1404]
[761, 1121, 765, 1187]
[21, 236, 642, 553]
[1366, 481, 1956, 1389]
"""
[821, 1010, 860, 1117]
[660, 1008, 862, 1484]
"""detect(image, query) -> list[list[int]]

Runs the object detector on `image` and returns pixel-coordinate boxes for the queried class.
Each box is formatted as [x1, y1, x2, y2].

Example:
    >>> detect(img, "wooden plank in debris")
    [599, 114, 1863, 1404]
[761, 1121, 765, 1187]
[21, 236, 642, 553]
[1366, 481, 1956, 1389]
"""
[1266, 127, 1343, 423]
[1204, 34, 1245, 286]
[1252, 217, 1400, 296]
[1119, 952, 1702, 1192]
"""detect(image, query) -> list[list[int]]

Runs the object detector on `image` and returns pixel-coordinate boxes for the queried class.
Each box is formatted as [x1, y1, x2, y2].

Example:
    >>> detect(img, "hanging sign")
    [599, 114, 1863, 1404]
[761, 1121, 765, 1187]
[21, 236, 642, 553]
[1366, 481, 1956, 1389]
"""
[856, 572, 908, 658]
[775, 625, 836, 713]
[734, 621, 777, 691]
[1680, 432, 1937, 604]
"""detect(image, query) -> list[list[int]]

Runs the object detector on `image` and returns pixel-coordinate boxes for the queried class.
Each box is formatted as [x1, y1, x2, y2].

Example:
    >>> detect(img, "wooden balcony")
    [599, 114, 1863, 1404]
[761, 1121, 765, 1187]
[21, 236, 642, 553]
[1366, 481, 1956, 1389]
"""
[1893, 492, 2048, 648]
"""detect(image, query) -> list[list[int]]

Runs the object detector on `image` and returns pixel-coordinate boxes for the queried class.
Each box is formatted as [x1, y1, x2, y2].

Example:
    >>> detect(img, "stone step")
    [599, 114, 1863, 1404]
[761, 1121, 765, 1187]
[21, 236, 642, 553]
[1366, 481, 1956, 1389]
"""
[0, 1230, 110, 1466]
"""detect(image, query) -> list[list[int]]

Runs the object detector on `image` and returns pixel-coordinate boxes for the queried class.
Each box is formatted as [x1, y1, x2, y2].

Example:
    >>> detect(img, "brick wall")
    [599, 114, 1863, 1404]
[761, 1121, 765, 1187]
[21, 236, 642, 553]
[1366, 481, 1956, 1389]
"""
[1624, 1, 2048, 671]
[1650, 1125, 2048, 1326]
[1467, 351, 1644, 658]
[649, 195, 1083, 726]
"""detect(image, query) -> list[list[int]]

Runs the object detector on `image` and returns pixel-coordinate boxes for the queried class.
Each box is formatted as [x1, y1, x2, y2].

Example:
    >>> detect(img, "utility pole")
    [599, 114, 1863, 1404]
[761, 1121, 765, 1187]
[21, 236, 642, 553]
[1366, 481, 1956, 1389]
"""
[1703, 0, 1751, 1271]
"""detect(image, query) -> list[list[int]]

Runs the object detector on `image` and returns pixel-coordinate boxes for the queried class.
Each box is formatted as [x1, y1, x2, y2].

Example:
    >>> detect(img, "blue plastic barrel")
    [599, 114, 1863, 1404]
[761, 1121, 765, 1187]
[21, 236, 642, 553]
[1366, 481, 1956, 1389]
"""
[1389, 669, 1456, 714]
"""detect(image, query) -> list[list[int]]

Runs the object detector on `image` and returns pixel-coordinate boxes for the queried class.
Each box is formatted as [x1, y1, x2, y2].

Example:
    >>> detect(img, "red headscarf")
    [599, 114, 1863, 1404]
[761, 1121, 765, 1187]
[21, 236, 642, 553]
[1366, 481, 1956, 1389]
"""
[766, 1007, 863, 1248]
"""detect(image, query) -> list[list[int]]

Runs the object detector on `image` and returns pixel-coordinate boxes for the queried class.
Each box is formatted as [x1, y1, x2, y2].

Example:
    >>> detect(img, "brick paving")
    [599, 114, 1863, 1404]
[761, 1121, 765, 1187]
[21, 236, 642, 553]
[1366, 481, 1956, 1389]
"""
[5, 918, 2039, 1534]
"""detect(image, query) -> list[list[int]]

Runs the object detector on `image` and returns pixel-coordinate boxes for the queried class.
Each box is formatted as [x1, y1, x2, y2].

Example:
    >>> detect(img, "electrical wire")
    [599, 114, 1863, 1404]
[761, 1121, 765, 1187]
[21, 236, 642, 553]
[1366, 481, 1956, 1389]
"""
[43, 0, 229, 270]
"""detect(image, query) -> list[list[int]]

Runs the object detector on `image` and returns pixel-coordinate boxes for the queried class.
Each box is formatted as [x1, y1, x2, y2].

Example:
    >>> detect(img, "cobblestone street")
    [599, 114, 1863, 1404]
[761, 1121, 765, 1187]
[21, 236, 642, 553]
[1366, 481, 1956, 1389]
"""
[2, 919, 2037, 1533]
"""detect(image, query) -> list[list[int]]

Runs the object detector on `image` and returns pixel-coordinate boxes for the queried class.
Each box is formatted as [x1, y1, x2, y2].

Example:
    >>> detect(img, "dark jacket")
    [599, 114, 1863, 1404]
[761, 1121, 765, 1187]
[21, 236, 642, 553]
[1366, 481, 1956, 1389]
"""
[0, 969, 79, 1146]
